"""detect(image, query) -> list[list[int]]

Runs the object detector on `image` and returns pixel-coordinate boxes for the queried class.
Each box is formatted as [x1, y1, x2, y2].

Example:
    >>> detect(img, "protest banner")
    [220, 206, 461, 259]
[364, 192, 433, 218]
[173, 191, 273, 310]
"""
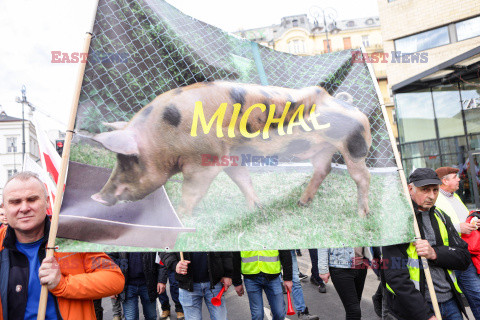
[55, 0, 414, 252]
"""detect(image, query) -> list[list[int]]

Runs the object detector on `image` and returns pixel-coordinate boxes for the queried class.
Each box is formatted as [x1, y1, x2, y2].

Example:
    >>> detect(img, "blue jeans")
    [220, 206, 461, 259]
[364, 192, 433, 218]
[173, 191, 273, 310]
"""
[179, 282, 227, 320]
[122, 283, 157, 320]
[158, 270, 183, 312]
[428, 298, 463, 320]
[290, 250, 306, 313]
[455, 262, 480, 319]
[244, 275, 286, 320]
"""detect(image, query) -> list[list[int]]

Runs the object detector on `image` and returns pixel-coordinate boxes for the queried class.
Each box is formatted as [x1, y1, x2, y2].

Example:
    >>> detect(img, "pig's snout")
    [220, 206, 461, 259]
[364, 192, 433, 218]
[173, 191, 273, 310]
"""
[91, 192, 117, 206]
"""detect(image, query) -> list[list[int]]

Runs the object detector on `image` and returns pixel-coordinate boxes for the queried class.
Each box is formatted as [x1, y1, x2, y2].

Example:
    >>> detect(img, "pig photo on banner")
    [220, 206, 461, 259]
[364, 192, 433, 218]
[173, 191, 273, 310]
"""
[57, 0, 413, 252]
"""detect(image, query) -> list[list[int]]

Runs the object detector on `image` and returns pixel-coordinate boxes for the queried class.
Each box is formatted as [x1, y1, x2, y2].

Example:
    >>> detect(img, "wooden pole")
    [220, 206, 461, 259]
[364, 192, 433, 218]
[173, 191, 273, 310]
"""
[360, 46, 442, 320]
[37, 1, 99, 319]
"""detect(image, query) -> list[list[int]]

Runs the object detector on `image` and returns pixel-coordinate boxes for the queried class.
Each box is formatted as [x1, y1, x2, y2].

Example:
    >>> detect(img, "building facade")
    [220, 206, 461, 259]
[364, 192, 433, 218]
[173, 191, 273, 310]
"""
[0, 111, 40, 195]
[378, 0, 480, 204]
[235, 14, 393, 128]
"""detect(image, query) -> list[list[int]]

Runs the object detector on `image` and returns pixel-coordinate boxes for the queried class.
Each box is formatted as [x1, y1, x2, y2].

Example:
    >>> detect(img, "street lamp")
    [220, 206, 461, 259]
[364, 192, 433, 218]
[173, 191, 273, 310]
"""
[15, 85, 35, 167]
[310, 6, 338, 53]
[11, 141, 16, 174]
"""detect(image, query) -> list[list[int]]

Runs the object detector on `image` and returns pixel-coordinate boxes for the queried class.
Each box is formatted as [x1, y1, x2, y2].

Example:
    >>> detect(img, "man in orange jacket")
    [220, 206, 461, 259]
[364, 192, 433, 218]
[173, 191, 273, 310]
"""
[0, 171, 125, 320]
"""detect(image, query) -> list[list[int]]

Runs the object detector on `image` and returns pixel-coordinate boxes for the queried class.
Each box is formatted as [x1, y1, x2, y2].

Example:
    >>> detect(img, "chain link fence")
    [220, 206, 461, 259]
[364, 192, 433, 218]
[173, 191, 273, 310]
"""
[73, 0, 395, 169]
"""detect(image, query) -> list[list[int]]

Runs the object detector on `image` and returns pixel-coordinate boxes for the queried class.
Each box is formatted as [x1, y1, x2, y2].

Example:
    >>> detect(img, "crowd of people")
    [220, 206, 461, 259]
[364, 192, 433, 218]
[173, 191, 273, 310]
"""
[1, 166, 480, 320]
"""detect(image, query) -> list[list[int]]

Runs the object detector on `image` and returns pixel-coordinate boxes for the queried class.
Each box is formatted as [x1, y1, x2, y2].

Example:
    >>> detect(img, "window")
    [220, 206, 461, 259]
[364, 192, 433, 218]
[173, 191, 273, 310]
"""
[362, 35, 370, 47]
[456, 16, 480, 41]
[366, 18, 374, 25]
[395, 89, 437, 143]
[292, 19, 298, 27]
[395, 27, 449, 53]
[323, 39, 332, 52]
[432, 84, 464, 138]
[461, 79, 480, 134]
[288, 40, 305, 54]
[7, 169, 18, 178]
[347, 21, 355, 27]
[7, 137, 17, 153]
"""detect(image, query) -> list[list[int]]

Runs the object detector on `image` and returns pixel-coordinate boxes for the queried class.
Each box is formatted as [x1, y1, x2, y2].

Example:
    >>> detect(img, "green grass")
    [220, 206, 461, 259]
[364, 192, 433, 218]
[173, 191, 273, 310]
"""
[166, 169, 413, 251]
[70, 143, 116, 169]
[58, 150, 414, 251]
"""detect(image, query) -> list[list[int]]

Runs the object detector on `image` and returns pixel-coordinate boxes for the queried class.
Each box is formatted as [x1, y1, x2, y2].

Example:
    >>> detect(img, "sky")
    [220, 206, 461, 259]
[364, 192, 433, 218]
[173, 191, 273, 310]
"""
[0, 0, 379, 131]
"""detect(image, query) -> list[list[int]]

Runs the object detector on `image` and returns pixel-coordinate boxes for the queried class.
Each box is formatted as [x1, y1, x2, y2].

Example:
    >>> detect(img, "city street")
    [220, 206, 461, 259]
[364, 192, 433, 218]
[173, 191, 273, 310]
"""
[101, 249, 476, 319]
[102, 250, 382, 320]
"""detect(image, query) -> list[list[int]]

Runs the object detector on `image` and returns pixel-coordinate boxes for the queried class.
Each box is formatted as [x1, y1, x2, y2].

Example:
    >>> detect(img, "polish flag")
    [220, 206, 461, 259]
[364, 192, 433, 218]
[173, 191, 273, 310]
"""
[33, 116, 62, 185]
[23, 156, 56, 216]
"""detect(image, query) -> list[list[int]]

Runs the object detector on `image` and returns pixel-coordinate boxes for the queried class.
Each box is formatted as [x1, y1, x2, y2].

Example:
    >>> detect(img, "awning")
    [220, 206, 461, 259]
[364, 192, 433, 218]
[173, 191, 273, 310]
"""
[392, 46, 480, 93]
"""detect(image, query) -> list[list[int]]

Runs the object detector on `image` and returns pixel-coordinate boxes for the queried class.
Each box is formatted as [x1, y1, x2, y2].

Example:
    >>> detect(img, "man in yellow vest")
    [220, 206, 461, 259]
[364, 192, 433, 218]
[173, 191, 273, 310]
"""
[435, 166, 480, 319]
[381, 168, 470, 320]
[232, 250, 292, 320]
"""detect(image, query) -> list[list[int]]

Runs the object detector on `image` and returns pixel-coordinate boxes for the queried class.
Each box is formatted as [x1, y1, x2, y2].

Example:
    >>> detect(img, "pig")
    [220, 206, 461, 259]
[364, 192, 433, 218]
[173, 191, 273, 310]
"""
[91, 81, 372, 217]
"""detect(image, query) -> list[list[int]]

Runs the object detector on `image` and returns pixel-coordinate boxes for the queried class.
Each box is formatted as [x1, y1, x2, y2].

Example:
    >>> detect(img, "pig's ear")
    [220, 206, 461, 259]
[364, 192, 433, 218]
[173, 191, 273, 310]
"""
[102, 121, 128, 130]
[93, 130, 139, 155]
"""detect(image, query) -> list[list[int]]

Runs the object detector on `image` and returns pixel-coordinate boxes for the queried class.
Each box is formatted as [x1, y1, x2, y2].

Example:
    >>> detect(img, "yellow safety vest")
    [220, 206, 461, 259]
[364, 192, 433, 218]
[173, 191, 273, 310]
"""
[386, 211, 462, 295]
[435, 192, 469, 234]
[240, 250, 281, 275]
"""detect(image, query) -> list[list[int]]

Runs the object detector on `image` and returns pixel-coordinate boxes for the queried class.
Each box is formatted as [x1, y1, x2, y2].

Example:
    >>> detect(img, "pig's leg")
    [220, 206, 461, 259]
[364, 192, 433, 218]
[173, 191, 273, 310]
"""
[298, 144, 336, 206]
[343, 155, 370, 217]
[179, 165, 223, 215]
[224, 166, 260, 209]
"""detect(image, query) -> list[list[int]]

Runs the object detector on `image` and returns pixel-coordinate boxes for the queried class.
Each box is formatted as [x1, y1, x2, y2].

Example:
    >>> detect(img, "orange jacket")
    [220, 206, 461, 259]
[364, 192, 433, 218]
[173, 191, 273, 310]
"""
[0, 226, 125, 320]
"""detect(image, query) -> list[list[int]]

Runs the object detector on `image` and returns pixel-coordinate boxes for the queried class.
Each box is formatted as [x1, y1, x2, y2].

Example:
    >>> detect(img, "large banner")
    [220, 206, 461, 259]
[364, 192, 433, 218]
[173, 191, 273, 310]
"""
[57, 0, 413, 251]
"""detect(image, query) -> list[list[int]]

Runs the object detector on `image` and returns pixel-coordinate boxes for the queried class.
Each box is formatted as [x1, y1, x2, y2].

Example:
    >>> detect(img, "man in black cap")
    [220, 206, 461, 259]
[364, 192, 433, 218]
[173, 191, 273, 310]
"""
[381, 168, 470, 320]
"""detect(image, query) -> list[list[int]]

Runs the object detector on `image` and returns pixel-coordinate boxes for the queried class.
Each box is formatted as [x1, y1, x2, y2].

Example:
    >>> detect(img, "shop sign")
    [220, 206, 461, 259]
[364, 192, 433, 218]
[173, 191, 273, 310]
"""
[463, 98, 480, 110]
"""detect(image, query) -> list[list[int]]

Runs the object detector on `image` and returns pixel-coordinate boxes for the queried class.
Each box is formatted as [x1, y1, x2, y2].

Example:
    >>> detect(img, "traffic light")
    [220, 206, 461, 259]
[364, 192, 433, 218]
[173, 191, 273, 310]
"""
[56, 140, 64, 156]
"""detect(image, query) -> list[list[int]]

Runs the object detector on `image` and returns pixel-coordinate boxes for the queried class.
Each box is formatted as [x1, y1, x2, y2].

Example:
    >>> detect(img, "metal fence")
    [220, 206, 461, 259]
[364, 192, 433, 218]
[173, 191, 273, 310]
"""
[75, 0, 395, 168]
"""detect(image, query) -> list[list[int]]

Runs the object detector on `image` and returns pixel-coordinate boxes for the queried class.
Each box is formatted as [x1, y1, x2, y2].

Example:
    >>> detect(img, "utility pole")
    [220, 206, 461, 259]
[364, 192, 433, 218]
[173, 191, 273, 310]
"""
[15, 85, 35, 167]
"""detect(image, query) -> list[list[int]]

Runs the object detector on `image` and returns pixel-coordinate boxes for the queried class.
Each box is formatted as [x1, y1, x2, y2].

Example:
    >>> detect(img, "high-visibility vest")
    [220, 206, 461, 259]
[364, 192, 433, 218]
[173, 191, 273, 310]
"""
[240, 250, 281, 275]
[435, 192, 469, 234]
[386, 211, 462, 295]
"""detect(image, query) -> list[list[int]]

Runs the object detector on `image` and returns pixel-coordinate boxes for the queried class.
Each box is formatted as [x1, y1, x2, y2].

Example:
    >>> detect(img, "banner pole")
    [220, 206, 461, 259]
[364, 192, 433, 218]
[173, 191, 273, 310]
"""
[360, 46, 442, 320]
[37, 1, 99, 319]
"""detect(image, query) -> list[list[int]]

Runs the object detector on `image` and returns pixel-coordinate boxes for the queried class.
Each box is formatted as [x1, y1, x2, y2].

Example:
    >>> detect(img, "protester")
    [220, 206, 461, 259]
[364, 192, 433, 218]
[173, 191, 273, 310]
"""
[0, 171, 125, 319]
[381, 168, 470, 320]
[308, 248, 327, 293]
[233, 250, 293, 320]
[109, 295, 123, 320]
[0, 204, 7, 227]
[158, 258, 184, 320]
[108, 252, 160, 320]
[462, 210, 480, 274]
[161, 252, 232, 320]
[318, 247, 368, 320]
[289, 250, 319, 319]
[435, 166, 480, 319]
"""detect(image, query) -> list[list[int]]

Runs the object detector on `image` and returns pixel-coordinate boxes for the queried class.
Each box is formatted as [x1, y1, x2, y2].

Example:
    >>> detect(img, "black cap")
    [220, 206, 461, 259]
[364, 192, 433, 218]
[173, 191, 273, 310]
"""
[409, 168, 442, 187]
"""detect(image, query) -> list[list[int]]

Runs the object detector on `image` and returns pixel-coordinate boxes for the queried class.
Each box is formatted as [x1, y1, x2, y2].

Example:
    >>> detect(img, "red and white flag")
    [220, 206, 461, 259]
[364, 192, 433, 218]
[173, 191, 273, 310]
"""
[33, 115, 62, 184]
[23, 155, 56, 216]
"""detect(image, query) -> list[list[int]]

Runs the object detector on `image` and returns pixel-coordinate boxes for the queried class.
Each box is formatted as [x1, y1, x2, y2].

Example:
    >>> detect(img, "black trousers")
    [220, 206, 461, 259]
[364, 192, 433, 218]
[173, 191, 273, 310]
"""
[309, 249, 323, 282]
[330, 267, 367, 320]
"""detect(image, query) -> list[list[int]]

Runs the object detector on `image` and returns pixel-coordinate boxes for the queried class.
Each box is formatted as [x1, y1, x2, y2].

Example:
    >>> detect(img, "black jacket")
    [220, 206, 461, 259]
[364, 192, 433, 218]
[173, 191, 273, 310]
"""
[158, 261, 168, 284]
[0, 218, 64, 320]
[160, 252, 233, 292]
[108, 252, 160, 302]
[232, 250, 292, 286]
[381, 203, 470, 320]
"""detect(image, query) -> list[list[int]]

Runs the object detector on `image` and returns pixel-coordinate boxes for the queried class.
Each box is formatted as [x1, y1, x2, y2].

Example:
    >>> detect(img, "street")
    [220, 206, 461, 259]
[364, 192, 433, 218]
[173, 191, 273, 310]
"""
[101, 249, 475, 319]
[102, 250, 382, 319]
